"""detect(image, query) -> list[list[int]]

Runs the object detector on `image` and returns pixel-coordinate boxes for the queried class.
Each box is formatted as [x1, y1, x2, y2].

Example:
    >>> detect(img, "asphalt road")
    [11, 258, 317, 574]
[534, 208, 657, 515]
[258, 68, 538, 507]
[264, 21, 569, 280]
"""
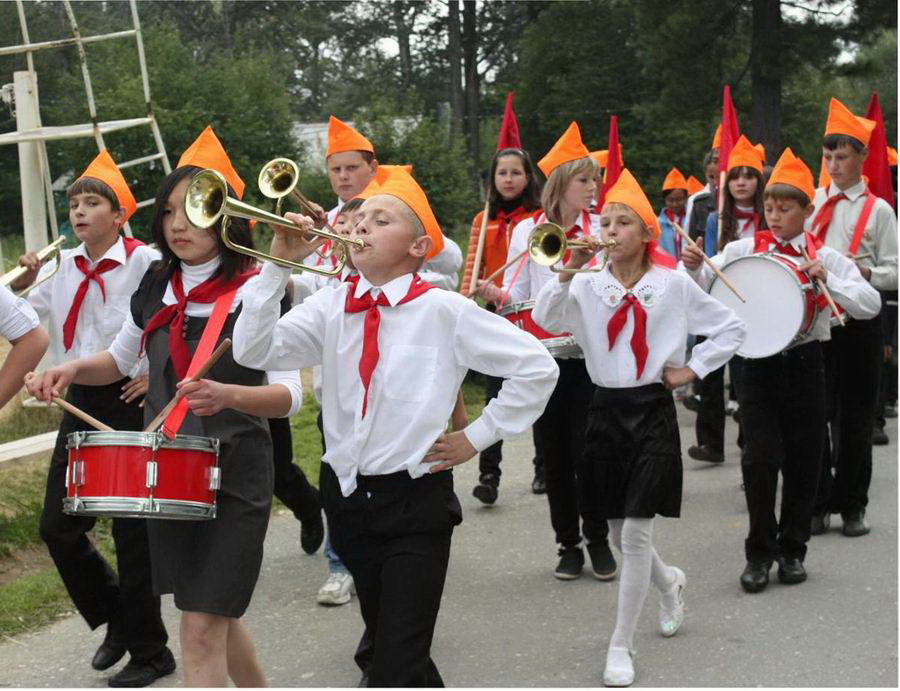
[0, 402, 896, 688]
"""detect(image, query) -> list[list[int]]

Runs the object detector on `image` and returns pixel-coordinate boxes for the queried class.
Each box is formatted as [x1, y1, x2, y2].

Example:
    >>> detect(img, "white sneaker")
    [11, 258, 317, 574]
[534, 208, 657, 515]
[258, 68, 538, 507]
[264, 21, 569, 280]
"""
[659, 566, 686, 637]
[725, 400, 739, 415]
[316, 571, 354, 606]
[603, 646, 635, 687]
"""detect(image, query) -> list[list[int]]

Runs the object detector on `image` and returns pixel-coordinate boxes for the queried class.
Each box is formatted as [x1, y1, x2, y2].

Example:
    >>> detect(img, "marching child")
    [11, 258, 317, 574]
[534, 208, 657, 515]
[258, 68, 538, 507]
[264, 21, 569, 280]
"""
[657, 168, 689, 261]
[682, 148, 881, 594]
[14, 150, 173, 687]
[499, 122, 617, 582]
[461, 146, 542, 504]
[26, 126, 303, 688]
[808, 97, 898, 537]
[534, 168, 745, 687]
[0, 285, 48, 409]
[232, 166, 558, 687]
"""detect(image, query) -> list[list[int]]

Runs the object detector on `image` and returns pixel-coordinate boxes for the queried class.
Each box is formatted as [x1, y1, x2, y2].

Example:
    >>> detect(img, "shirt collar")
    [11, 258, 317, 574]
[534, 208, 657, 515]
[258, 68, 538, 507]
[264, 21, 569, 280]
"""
[72, 235, 127, 267]
[354, 272, 414, 306]
[180, 255, 222, 282]
[828, 178, 866, 201]
[773, 232, 806, 253]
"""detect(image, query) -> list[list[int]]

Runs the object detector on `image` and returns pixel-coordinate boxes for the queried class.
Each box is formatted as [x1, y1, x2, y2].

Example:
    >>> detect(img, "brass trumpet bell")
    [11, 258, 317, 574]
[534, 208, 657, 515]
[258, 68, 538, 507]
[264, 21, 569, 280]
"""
[184, 169, 361, 276]
[0, 236, 66, 296]
[527, 222, 615, 273]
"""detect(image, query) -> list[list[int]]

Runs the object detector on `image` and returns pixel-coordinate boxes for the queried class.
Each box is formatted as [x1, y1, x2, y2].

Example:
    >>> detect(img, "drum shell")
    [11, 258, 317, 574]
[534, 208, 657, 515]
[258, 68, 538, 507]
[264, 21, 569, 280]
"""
[64, 431, 220, 520]
[499, 299, 583, 358]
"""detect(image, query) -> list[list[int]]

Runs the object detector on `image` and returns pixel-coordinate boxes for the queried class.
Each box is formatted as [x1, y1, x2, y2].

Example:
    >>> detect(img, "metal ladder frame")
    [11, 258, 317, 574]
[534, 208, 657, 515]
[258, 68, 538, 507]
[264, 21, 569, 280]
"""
[0, 0, 171, 243]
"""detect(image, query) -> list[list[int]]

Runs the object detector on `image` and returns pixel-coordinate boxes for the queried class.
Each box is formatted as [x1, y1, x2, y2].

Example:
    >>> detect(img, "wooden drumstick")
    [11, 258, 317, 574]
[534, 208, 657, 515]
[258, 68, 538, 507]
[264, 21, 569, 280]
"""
[672, 221, 746, 303]
[801, 248, 845, 327]
[471, 249, 529, 297]
[51, 396, 114, 432]
[144, 338, 233, 433]
[851, 252, 872, 261]
[465, 198, 492, 298]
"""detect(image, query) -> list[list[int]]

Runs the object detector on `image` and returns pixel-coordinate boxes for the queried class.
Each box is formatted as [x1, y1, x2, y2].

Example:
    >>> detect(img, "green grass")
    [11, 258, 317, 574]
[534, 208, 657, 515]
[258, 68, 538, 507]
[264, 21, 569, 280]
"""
[0, 567, 74, 638]
[0, 404, 61, 444]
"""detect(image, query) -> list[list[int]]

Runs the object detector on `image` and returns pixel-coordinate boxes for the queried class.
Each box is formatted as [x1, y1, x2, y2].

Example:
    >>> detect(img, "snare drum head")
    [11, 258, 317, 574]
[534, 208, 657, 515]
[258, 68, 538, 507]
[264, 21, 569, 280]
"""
[709, 255, 806, 358]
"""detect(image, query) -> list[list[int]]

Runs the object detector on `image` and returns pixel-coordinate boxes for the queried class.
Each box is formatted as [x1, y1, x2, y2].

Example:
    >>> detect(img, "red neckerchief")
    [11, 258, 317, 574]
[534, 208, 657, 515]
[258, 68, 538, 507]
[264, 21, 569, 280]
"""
[734, 208, 760, 236]
[63, 237, 143, 351]
[663, 209, 685, 258]
[812, 189, 853, 243]
[607, 293, 648, 379]
[141, 265, 259, 380]
[344, 273, 434, 417]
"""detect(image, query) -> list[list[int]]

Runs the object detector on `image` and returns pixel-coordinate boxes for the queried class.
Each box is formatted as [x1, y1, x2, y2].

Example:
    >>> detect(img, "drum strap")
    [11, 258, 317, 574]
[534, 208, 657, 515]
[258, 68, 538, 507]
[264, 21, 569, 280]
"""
[161, 288, 240, 440]
[848, 192, 877, 256]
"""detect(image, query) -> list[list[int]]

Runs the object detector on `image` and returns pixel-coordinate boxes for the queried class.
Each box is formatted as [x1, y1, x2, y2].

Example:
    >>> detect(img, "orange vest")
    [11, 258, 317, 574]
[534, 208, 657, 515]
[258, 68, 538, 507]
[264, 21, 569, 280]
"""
[461, 205, 538, 293]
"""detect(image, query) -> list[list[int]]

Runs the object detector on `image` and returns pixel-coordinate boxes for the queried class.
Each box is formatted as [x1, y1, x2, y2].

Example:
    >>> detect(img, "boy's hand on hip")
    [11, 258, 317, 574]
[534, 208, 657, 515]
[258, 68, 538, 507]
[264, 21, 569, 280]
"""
[663, 366, 696, 390]
[424, 431, 477, 473]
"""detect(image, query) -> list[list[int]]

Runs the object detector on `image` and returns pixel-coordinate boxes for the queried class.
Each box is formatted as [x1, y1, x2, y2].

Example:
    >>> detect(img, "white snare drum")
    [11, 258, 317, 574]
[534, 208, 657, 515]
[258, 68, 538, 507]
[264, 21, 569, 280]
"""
[709, 253, 818, 359]
[498, 299, 582, 358]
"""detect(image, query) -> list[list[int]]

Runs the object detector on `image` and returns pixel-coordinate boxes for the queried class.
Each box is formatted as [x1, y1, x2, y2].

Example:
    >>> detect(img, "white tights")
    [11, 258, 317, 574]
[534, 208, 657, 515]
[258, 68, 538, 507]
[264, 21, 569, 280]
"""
[608, 518, 677, 651]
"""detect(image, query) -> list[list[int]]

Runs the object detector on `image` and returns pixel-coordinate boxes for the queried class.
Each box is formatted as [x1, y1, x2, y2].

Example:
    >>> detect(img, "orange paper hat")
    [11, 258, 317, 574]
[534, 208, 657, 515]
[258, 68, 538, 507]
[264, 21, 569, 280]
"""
[590, 150, 608, 168]
[824, 97, 876, 147]
[754, 143, 766, 163]
[766, 148, 815, 202]
[887, 146, 898, 166]
[538, 122, 590, 177]
[177, 126, 245, 199]
[726, 135, 764, 173]
[326, 115, 375, 158]
[712, 124, 722, 148]
[661, 167, 689, 192]
[357, 164, 413, 200]
[603, 168, 660, 239]
[365, 166, 444, 260]
[77, 149, 137, 223]
[818, 156, 831, 189]
[685, 175, 705, 196]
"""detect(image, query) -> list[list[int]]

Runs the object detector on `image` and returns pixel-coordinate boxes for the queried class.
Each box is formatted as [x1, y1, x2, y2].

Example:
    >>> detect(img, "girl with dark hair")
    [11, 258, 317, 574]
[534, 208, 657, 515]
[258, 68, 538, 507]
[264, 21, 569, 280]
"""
[460, 146, 543, 504]
[26, 129, 302, 687]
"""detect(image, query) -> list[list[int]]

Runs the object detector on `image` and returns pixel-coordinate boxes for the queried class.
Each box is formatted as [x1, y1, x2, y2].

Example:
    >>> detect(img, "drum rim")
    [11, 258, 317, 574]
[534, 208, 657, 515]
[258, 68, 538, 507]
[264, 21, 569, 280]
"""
[497, 299, 536, 316]
[67, 430, 219, 453]
[63, 496, 216, 520]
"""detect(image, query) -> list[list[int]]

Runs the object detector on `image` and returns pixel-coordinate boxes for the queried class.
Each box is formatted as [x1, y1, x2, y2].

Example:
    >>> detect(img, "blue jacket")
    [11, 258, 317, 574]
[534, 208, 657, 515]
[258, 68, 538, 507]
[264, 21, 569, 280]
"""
[703, 212, 720, 256]
[657, 210, 683, 260]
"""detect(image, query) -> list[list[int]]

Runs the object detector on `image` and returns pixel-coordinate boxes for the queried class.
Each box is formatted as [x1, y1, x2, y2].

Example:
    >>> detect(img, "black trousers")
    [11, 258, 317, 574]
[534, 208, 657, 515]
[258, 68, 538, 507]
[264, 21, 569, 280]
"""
[738, 342, 825, 563]
[695, 363, 726, 453]
[269, 416, 320, 523]
[875, 291, 897, 428]
[39, 381, 167, 662]
[478, 374, 544, 483]
[320, 463, 460, 687]
[815, 316, 883, 516]
[531, 358, 608, 548]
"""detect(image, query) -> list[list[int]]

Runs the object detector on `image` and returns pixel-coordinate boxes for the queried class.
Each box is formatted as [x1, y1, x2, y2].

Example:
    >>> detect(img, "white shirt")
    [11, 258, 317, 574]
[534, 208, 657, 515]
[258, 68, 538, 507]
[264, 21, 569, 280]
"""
[233, 263, 559, 497]
[807, 180, 898, 291]
[734, 204, 758, 239]
[26, 237, 160, 367]
[0, 285, 40, 342]
[533, 265, 746, 386]
[107, 256, 302, 416]
[686, 235, 882, 345]
[502, 212, 600, 304]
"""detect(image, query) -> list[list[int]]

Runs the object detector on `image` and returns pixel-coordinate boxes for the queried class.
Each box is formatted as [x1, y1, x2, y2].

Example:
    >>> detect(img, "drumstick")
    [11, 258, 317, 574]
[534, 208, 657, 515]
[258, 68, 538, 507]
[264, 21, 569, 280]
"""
[469, 249, 529, 299]
[672, 221, 746, 303]
[51, 396, 114, 432]
[465, 198, 492, 298]
[851, 252, 872, 261]
[801, 248, 845, 327]
[144, 339, 233, 433]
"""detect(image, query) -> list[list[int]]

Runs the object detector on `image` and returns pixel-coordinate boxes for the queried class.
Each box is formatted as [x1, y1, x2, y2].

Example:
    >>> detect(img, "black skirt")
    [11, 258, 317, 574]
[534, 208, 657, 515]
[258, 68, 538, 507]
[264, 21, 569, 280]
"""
[582, 384, 682, 519]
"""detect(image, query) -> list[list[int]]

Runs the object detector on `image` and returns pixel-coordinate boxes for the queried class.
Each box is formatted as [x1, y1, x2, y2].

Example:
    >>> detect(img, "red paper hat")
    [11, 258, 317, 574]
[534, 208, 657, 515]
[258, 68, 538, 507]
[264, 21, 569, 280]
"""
[177, 125, 245, 199]
[77, 149, 137, 222]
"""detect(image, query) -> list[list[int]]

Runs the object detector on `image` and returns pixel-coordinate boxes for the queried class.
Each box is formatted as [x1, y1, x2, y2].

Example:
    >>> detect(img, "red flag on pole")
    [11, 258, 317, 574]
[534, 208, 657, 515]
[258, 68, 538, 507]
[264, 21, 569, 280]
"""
[597, 115, 622, 210]
[717, 85, 740, 177]
[863, 92, 895, 210]
[496, 92, 522, 150]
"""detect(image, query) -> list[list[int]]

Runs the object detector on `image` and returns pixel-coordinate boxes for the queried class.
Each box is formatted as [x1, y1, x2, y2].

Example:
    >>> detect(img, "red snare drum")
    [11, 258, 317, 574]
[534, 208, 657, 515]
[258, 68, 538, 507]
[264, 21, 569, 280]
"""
[498, 299, 582, 358]
[709, 253, 818, 359]
[64, 431, 220, 520]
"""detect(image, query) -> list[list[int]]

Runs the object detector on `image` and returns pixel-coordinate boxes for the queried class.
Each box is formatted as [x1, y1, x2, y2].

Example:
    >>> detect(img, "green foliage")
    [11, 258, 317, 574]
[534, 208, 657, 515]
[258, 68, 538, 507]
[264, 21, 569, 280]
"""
[0, 566, 72, 638]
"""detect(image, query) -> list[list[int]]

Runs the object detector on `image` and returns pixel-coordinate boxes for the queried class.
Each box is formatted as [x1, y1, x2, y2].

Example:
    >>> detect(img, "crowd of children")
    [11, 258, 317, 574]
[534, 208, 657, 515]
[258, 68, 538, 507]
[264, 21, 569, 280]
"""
[0, 94, 892, 688]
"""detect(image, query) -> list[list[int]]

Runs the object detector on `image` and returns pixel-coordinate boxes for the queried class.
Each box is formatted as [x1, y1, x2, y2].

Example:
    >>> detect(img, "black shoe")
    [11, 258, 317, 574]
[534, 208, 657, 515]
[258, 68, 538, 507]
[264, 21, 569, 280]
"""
[92, 630, 127, 671]
[872, 426, 889, 445]
[358, 671, 369, 687]
[776, 557, 807, 585]
[554, 546, 584, 580]
[842, 510, 871, 537]
[740, 561, 771, 593]
[300, 510, 325, 555]
[688, 445, 724, 464]
[682, 394, 701, 412]
[810, 512, 830, 535]
[586, 540, 617, 581]
[473, 475, 499, 505]
[531, 468, 547, 495]
[108, 648, 176, 688]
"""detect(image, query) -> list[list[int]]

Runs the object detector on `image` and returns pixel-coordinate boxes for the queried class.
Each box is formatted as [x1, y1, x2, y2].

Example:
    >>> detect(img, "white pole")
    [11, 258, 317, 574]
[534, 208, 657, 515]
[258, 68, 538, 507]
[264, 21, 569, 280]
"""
[14, 71, 48, 253]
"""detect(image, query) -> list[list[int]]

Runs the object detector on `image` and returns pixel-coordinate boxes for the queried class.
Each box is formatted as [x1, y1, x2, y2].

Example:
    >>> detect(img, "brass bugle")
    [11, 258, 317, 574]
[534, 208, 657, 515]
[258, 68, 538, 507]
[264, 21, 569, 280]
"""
[1, 236, 66, 296]
[258, 158, 340, 261]
[527, 222, 615, 273]
[184, 169, 362, 276]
